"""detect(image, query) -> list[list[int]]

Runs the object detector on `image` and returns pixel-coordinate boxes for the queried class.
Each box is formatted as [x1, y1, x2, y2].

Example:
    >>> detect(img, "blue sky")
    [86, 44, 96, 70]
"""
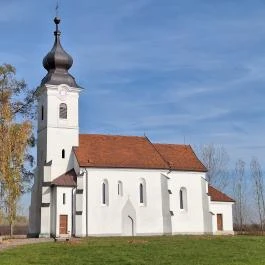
[1, 0, 265, 211]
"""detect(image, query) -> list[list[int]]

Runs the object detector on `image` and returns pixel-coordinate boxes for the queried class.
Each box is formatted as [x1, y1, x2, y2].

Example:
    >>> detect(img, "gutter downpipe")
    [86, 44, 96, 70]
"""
[85, 168, 88, 237]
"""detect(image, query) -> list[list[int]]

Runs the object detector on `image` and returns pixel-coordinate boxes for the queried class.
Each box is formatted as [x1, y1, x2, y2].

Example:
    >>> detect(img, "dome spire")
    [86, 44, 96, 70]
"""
[54, 16, 61, 37]
[41, 16, 78, 87]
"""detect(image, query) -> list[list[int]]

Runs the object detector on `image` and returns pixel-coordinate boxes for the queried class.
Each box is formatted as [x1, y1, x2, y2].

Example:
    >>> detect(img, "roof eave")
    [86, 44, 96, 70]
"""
[51, 184, 77, 187]
[211, 199, 235, 203]
[78, 164, 207, 172]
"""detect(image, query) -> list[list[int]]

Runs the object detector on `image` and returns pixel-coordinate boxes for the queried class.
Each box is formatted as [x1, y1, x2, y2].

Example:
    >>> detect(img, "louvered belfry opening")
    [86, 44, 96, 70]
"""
[59, 103, 67, 119]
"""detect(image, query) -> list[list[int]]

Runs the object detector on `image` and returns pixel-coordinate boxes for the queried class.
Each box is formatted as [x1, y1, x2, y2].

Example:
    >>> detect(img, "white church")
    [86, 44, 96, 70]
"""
[29, 17, 234, 238]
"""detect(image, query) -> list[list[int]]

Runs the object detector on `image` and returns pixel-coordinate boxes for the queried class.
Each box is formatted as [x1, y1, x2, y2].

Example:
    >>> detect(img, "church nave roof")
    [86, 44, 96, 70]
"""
[73, 134, 207, 172]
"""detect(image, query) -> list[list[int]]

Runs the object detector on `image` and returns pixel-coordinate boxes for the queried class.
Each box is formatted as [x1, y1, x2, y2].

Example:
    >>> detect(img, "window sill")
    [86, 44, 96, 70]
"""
[180, 209, 187, 213]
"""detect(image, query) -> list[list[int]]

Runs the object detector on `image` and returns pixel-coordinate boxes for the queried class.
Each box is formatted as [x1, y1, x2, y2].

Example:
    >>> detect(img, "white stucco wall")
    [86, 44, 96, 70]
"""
[55, 187, 74, 237]
[76, 168, 165, 236]
[168, 171, 211, 234]
[201, 179, 213, 233]
[210, 202, 234, 234]
[40, 206, 50, 237]
[75, 167, 213, 236]
[50, 187, 57, 236]
[29, 83, 80, 237]
[160, 174, 172, 235]
[37, 84, 80, 180]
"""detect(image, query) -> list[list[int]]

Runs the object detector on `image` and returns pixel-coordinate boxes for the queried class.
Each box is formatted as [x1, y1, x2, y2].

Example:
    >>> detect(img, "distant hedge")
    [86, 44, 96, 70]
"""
[0, 225, 28, 235]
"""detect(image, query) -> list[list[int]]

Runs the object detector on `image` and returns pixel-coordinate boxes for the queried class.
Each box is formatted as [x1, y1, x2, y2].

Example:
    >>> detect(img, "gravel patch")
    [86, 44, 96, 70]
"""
[0, 237, 53, 251]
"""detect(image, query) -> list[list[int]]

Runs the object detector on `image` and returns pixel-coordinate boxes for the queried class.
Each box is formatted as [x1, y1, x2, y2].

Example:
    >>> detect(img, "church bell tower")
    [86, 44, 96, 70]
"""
[29, 17, 81, 237]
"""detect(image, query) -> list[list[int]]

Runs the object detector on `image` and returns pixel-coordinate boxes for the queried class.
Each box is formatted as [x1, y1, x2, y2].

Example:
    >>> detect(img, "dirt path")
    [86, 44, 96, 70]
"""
[0, 237, 53, 251]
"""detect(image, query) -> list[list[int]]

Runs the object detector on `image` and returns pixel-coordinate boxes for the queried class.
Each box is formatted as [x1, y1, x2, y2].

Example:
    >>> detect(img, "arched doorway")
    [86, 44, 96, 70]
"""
[125, 215, 134, 236]
[122, 199, 136, 236]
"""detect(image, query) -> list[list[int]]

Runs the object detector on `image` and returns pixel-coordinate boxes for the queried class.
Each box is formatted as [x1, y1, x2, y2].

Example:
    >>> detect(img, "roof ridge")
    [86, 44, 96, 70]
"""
[75, 133, 208, 172]
[79, 133, 146, 139]
[154, 142, 189, 147]
[144, 135, 171, 170]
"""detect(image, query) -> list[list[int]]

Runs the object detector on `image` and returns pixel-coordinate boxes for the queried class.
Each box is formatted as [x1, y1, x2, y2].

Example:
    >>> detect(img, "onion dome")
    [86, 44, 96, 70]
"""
[41, 17, 78, 87]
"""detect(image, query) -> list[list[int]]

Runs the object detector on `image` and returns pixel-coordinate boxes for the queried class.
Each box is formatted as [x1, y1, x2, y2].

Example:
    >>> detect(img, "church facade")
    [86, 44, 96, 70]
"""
[29, 17, 234, 238]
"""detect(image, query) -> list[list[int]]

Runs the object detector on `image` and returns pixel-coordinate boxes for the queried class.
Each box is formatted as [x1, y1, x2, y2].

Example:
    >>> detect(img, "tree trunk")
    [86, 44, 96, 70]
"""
[10, 222, 13, 237]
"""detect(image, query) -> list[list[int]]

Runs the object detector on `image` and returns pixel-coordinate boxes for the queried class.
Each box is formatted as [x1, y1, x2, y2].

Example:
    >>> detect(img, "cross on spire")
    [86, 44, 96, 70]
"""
[56, 0, 59, 17]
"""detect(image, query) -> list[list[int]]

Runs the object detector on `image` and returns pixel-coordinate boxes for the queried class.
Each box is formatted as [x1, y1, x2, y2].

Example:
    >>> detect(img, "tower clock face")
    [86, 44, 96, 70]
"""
[58, 85, 68, 100]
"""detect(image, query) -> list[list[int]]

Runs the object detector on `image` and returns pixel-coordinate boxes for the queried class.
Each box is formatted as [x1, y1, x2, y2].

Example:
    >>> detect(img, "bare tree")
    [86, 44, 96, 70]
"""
[233, 159, 246, 232]
[197, 144, 230, 190]
[250, 157, 265, 234]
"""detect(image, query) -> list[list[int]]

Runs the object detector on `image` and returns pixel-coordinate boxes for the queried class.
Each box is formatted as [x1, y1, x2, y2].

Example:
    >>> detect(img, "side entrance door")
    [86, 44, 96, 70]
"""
[123, 215, 134, 236]
[217, 214, 223, 231]
[60, 215, 68, 234]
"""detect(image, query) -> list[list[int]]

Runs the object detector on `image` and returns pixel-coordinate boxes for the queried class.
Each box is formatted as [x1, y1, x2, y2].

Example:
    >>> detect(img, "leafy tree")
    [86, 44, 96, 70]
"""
[0, 64, 35, 235]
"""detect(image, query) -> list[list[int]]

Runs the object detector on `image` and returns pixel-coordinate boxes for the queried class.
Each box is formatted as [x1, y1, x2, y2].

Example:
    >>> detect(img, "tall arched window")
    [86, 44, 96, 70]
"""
[102, 180, 109, 205]
[179, 187, 187, 211]
[102, 183, 106, 204]
[118, 181, 123, 196]
[140, 184, 144, 203]
[62, 149, 65, 159]
[59, 103, 67, 119]
[139, 178, 146, 205]
[180, 189, 184, 209]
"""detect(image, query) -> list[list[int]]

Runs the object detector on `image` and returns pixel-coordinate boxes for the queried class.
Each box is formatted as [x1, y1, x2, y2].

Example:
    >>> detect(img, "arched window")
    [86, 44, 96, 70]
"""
[118, 181, 123, 196]
[180, 189, 184, 209]
[139, 178, 146, 205]
[41, 105, 44, 121]
[179, 187, 187, 211]
[59, 103, 67, 119]
[102, 180, 109, 205]
[140, 184, 144, 203]
[102, 183, 106, 204]
[62, 149, 65, 159]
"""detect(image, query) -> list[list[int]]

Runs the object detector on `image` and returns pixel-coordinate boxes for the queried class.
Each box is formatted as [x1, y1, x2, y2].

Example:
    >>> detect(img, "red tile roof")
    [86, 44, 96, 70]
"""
[52, 169, 77, 187]
[208, 185, 235, 202]
[73, 134, 207, 172]
[154, 143, 207, 172]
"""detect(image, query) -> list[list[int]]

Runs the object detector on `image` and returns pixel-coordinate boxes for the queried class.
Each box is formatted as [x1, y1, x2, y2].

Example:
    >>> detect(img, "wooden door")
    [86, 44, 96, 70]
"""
[217, 214, 223, 231]
[60, 215, 68, 234]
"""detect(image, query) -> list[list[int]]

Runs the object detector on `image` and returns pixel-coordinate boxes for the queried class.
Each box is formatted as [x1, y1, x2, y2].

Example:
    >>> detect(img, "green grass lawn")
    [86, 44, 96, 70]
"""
[1, 236, 265, 265]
